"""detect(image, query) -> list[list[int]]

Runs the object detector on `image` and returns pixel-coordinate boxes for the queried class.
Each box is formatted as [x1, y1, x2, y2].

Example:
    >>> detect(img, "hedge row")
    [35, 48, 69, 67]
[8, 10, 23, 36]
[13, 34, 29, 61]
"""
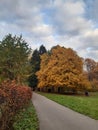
[0, 80, 32, 130]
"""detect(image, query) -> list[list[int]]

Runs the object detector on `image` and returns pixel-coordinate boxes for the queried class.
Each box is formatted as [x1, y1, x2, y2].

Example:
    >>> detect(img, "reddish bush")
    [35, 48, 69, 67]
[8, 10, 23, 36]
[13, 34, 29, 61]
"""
[0, 80, 32, 130]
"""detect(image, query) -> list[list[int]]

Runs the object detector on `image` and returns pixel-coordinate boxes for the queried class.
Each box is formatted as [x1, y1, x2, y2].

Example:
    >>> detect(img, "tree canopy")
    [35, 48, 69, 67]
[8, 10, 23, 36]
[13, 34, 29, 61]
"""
[84, 58, 98, 90]
[0, 34, 96, 92]
[39, 44, 47, 55]
[28, 45, 47, 89]
[36, 45, 91, 92]
[0, 34, 31, 83]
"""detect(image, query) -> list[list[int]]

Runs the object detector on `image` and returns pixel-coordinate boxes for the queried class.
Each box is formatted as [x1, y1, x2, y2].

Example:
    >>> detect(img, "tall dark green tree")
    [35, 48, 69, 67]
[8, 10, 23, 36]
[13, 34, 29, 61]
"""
[28, 45, 47, 90]
[28, 49, 40, 89]
[0, 34, 31, 83]
[39, 45, 47, 55]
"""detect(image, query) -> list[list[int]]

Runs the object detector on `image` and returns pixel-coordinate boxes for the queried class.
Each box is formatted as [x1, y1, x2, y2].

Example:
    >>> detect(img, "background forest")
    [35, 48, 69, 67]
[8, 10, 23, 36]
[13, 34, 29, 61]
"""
[0, 34, 98, 94]
[29, 40, 98, 94]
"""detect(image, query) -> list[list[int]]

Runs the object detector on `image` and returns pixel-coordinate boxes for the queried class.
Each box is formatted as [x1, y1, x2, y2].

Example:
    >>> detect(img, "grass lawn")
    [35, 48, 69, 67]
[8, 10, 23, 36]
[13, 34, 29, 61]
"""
[13, 102, 39, 130]
[38, 92, 98, 120]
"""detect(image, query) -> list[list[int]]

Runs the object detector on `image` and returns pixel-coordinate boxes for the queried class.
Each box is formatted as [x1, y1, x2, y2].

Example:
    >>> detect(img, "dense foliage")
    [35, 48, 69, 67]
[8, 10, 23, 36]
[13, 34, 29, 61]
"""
[28, 45, 47, 90]
[28, 49, 40, 89]
[0, 34, 37, 130]
[0, 80, 32, 130]
[0, 34, 31, 83]
[37, 45, 91, 92]
[84, 58, 98, 91]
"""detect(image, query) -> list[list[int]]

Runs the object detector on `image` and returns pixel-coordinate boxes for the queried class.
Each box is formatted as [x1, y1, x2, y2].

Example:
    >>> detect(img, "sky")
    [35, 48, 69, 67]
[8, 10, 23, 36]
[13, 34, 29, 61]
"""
[0, 0, 98, 61]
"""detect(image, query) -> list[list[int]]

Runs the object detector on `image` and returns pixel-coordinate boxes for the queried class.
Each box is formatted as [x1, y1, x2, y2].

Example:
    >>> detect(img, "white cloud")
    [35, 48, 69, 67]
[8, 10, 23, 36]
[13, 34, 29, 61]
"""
[0, 0, 98, 61]
[31, 24, 53, 37]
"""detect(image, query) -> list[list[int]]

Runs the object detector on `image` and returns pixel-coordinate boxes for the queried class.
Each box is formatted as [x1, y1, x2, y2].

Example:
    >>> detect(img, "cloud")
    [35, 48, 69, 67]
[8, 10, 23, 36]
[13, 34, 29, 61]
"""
[0, 0, 98, 61]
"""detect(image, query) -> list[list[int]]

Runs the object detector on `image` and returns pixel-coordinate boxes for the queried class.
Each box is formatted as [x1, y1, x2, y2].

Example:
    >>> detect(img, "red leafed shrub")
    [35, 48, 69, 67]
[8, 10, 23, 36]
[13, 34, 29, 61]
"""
[0, 88, 7, 104]
[0, 80, 32, 130]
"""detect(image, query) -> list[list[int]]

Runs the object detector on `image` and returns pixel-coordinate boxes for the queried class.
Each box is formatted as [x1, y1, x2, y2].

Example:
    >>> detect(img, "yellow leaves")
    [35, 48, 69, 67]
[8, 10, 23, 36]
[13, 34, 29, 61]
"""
[37, 45, 91, 91]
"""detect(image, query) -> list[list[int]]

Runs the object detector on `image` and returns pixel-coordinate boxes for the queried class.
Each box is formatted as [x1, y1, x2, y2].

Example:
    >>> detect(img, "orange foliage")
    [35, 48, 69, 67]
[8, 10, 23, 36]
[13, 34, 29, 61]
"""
[37, 45, 91, 91]
[84, 59, 98, 90]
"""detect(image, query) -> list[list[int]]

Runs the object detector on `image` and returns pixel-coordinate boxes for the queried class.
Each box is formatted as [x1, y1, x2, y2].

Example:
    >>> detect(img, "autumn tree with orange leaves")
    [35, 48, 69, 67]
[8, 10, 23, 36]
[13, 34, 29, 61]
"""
[36, 45, 91, 93]
[84, 58, 98, 90]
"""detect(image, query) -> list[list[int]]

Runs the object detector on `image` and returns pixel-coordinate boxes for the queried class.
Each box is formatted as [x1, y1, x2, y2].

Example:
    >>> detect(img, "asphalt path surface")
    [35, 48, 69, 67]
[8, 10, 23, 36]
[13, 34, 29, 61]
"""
[32, 92, 98, 130]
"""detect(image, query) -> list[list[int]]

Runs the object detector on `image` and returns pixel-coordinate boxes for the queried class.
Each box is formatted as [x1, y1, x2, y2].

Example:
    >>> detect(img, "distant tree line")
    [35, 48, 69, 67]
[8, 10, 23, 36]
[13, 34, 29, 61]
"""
[0, 34, 98, 93]
[29, 45, 98, 93]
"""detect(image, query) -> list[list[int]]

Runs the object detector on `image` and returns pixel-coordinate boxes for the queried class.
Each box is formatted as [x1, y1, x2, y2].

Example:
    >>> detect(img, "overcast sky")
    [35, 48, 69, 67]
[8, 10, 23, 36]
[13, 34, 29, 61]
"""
[0, 0, 98, 61]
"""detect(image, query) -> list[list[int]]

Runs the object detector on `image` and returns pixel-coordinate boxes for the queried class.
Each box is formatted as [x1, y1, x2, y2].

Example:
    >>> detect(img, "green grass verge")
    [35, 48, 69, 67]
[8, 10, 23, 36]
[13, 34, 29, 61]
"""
[38, 92, 98, 120]
[13, 102, 39, 130]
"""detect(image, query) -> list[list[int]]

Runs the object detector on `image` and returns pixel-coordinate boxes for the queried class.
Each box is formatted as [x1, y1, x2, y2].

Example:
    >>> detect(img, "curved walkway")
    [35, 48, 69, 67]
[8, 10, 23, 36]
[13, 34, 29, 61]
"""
[32, 93, 98, 130]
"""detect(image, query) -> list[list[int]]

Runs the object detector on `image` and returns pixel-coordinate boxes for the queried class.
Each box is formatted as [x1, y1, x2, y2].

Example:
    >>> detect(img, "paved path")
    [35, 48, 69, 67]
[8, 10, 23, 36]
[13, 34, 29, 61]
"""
[32, 93, 98, 130]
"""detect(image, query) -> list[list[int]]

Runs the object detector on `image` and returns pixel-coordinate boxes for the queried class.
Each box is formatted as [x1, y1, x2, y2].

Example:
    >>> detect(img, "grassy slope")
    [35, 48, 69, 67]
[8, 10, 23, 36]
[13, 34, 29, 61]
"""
[13, 102, 39, 130]
[38, 92, 98, 120]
